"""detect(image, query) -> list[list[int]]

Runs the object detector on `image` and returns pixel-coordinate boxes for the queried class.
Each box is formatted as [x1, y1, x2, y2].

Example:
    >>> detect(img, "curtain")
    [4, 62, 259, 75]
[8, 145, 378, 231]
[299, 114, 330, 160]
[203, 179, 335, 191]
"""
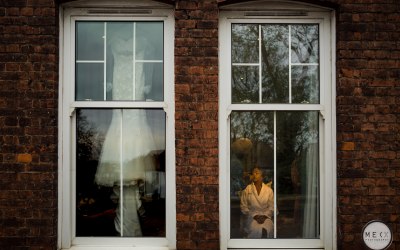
[302, 141, 319, 237]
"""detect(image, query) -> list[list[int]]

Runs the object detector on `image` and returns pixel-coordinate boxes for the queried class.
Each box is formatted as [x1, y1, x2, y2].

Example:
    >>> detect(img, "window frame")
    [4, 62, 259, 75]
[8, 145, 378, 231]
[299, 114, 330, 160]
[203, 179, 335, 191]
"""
[58, 2, 175, 249]
[218, 4, 336, 249]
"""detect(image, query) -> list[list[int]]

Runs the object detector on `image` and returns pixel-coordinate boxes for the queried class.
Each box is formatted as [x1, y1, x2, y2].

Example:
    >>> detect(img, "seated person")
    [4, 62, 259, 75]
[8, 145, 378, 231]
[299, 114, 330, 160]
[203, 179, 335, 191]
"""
[240, 166, 274, 238]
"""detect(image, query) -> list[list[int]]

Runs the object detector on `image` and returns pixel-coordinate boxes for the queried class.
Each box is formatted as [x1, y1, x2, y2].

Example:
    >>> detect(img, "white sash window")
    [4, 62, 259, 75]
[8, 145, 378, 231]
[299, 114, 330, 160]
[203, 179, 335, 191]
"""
[59, 1, 175, 249]
[219, 1, 336, 249]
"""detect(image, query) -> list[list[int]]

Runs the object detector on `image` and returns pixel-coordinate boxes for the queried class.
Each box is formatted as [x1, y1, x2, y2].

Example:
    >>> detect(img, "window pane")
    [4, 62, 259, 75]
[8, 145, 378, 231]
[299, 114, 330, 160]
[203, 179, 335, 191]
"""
[291, 25, 319, 64]
[291, 65, 319, 104]
[76, 21, 164, 101]
[232, 24, 259, 63]
[145, 62, 163, 101]
[229, 111, 319, 239]
[135, 62, 163, 101]
[76, 22, 104, 61]
[261, 25, 289, 103]
[136, 22, 163, 61]
[232, 66, 259, 103]
[76, 109, 166, 237]
[231, 24, 321, 104]
[76, 63, 104, 101]
[276, 111, 319, 238]
[106, 22, 134, 101]
[230, 111, 274, 239]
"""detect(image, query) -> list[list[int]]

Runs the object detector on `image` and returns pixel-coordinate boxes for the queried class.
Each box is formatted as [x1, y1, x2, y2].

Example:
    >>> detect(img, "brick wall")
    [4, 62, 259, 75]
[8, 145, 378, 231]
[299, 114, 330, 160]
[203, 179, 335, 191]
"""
[0, 0, 58, 249]
[175, 1, 220, 249]
[335, 0, 400, 249]
[0, 0, 399, 249]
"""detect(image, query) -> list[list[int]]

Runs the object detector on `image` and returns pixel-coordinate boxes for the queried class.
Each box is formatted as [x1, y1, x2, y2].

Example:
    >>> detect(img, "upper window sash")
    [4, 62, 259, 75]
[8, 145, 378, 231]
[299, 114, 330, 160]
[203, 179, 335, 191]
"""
[232, 23, 319, 105]
[219, 15, 332, 113]
[63, 13, 174, 110]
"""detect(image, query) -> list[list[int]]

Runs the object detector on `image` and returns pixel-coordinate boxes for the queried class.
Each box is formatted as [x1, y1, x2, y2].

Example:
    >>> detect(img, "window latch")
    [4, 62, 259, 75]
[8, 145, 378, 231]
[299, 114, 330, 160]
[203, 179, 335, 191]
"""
[69, 107, 76, 117]
[163, 104, 168, 118]
[319, 109, 326, 120]
[226, 109, 232, 120]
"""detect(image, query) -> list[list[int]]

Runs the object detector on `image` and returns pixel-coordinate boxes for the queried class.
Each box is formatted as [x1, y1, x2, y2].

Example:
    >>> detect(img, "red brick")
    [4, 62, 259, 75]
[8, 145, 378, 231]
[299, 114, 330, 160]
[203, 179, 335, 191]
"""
[0, 0, 398, 249]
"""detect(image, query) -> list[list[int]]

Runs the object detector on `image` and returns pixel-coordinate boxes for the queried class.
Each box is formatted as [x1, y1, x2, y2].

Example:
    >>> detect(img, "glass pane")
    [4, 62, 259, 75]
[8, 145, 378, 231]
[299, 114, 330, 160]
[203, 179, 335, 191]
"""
[291, 25, 319, 64]
[75, 63, 104, 101]
[76, 22, 104, 61]
[229, 111, 320, 239]
[106, 22, 134, 101]
[261, 25, 289, 103]
[232, 24, 259, 63]
[106, 22, 163, 101]
[135, 62, 163, 101]
[136, 22, 163, 61]
[76, 21, 164, 101]
[76, 109, 166, 237]
[144, 62, 163, 101]
[276, 111, 319, 238]
[230, 111, 275, 239]
[232, 66, 259, 103]
[292, 65, 319, 104]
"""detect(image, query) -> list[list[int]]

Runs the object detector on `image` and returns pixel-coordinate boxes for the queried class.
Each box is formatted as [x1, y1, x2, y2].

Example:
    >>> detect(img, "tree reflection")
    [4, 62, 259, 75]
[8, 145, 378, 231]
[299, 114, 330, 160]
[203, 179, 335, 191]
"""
[76, 109, 117, 236]
[232, 24, 319, 104]
[291, 25, 319, 64]
[77, 109, 104, 162]
[261, 25, 289, 103]
[291, 25, 319, 104]
[230, 23, 320, 238]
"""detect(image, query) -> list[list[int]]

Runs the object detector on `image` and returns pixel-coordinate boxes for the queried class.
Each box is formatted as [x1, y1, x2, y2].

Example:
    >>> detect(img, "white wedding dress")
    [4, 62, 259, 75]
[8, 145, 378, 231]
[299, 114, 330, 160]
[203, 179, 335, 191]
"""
[95, 35, 157, 237]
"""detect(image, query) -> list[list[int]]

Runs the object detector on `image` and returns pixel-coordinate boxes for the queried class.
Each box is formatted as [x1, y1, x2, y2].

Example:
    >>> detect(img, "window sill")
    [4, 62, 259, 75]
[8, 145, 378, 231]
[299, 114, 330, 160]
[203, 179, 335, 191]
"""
[63, 247, 171, 250]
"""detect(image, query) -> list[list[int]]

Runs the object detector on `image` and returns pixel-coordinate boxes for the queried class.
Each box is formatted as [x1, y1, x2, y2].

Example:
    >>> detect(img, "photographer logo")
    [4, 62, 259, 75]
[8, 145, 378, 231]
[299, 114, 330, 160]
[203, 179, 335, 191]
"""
[362, 221, 392, 250]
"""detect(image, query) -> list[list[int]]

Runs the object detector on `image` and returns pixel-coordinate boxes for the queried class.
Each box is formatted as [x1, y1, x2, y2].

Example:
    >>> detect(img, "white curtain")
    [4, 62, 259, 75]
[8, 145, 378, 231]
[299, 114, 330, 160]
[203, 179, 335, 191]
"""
[302, 142, 319, 237]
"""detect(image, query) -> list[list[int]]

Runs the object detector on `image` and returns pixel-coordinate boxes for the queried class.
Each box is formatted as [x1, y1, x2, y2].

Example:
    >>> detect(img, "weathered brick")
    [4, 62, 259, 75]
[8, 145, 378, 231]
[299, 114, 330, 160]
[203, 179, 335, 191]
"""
[0, 0, 398, 249]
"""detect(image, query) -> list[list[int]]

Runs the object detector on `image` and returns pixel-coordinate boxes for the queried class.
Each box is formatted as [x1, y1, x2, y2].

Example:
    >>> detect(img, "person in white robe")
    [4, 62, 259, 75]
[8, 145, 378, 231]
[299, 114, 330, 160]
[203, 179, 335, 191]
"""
[240, 167, 274, 238]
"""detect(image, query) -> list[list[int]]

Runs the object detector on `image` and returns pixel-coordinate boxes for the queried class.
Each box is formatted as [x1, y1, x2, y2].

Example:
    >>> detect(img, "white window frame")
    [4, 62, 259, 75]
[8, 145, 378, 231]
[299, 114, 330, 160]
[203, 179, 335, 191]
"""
[218, 1, 336, 249]
[58, 1, 175, 249]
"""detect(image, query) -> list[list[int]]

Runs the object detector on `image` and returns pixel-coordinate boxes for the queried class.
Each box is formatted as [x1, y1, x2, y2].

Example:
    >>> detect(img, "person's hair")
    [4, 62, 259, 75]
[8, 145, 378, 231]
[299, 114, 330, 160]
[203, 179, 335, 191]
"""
[251, 166, 264, 176]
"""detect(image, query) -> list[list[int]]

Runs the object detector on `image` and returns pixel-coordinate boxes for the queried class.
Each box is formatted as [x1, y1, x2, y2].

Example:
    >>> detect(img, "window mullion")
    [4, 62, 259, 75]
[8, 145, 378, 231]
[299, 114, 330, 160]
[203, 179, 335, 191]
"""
[228, 103, 324, 111]
[258, 24, 262, 104]
[119, 109, 124, 236]
[273, 111, 277, 238]
[289, 25, 292, 104]
[104, 22, 107, 101]
[71, 101, 167, 109]
[133, 22, 136, 100]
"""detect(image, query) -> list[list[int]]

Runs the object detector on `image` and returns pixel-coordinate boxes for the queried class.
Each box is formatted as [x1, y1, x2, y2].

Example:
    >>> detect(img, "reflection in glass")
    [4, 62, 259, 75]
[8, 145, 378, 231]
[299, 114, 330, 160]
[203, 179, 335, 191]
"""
[291, 25, 319, 64]
[76, 109, 166, 237]
[292, 65, 319, 104]
[231, 23, 320, 104]
[232, 66, 259, 103]
[136, 22, 163, 61]
[276, 111, 319, 238]
[232, 24, 259, 64]
[230, 111, 274, 238]
[261, 25, 289, 103]
[229, 111, 319, 239]
[76, 22, 104, 61]
[106, 22, 163, 101]
[76, 63, 104, 101]
[75, 21, 164, 101]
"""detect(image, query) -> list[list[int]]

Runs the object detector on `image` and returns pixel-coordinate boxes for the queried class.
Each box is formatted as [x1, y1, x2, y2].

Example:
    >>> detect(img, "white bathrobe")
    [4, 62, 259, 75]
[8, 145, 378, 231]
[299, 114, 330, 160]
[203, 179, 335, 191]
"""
[240, 183, 274, 238]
